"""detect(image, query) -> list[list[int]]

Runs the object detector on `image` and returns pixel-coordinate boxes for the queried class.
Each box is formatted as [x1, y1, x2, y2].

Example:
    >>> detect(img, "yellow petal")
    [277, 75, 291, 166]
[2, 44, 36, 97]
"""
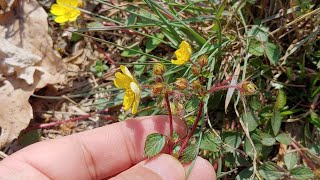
[69, 0, 79, 6]
[171, 59, 185, 65]
[120, 65, 134, 80]
[68, 9, 80, 22]
[130, 82, 141, 95]
[132, 93, 140, 114]
[50, 4, 65, 15]
[114, 72, 131, 89]
[54, 15, 69, 23]
[123, 90, 134, 111]
[180, 41, 192, 54]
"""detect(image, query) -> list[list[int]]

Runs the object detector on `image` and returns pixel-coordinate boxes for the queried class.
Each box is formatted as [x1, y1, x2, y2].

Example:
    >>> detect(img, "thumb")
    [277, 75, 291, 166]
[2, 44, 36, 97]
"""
[111, 154, 185, 180]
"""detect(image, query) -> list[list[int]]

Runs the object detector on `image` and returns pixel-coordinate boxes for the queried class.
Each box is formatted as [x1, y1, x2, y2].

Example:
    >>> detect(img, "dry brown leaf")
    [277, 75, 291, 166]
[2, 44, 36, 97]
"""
[0, 0, 66, 148]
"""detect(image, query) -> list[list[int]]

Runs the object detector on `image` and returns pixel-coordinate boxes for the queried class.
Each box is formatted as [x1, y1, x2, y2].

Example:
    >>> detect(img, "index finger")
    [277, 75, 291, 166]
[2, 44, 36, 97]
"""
[1, 115, 187, 179]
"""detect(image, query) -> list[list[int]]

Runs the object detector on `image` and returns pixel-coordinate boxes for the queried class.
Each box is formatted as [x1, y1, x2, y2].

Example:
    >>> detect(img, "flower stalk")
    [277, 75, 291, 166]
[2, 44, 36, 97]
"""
[164, 91, 174, 153]
[178, 100, 204, 156]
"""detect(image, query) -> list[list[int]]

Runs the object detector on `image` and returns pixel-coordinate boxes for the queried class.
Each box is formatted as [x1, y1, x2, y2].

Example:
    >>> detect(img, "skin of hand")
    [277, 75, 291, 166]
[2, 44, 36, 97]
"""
[0, 115, 216, 180]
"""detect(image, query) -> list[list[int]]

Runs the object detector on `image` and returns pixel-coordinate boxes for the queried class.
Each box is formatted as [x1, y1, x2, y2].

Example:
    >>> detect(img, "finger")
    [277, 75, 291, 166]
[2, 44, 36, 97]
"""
[0, 115, 187, 179]
[111, 154, 185, 180]
[183, 156, 216, 180]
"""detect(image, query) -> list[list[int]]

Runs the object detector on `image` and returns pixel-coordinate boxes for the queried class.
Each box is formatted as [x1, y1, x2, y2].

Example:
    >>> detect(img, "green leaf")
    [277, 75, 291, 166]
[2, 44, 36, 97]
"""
[250, 96, 262, 110]
[222, 131, 243, 152]
[236, 167, 253, 180]
[271, 110, 282, 135]
[242, 111, 259, 132]
[290, 166, 314, 180]
[284, 152, 299, 170]
[185, 96, 200, 113]
[309, 111, 320, 128]
[274, 90, 287, 110]
[275, 133, 292, 145]
[249, 39, 264, 56]
[121, 45, 143, 57]
[265, 42, 280, 65]
[145, 33, 164, 53]
[260, 133, 276, 146]
[225, 152, 250, 168]
[144, 133, 166, 158]
[259, 162, 285, 179]
[248, 25, 269, 42]
[18, 130, 41, 147]
[179, 144, 197, 163]
[200, 132, 221, 152]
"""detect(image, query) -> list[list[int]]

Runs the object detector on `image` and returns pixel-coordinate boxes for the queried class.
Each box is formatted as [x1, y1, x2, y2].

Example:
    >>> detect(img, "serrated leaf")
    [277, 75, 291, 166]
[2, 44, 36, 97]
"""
[259, 162, 285, 179]
[275, 90, 287, 110]
[121, 45, 143, 57]
[275, 133, 292, 145]
[260, 133, 276, 146]
[290, 166, 314, 180]
[222, 131, 243, 152]
[236, 167, 253, 180]
[284, 152, 299, 170]
[200, 132, 221, 152]
[249, 39, 264, 56]
[145, 33, 164, 53]
[271, 110, 282, 135]
[225, 152, 250, 168]
[144, 133, 166, 158]
[242, 111, 259, 132]
[265, 42, 280, 65]
[179, 144, 197, 163]
[248, 25, 269, 42]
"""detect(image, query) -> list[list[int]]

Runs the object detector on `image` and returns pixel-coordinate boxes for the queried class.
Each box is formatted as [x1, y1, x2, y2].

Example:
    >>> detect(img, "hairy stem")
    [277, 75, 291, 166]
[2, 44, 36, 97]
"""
[164, 91, 174, 153]
[178, 101, 204, 156]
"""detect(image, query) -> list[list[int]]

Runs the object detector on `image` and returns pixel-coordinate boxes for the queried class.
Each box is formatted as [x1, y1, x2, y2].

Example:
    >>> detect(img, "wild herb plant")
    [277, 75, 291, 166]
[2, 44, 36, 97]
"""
[50, 0, 320, 179]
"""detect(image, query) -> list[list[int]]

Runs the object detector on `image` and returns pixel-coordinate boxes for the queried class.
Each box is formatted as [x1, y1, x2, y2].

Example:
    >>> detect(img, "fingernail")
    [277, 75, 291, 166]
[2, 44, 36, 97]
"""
[144, 154, 185, 180]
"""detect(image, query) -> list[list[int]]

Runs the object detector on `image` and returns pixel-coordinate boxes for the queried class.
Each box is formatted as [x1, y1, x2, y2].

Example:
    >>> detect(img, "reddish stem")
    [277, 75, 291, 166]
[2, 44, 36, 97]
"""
[291, 141, 316, 170]
[207, 85, 239, 93]
[93, 41, 115, 64]
[164, 91, 174, 153]
[178, 101, 204, 156]
[25, 109, 114, 131]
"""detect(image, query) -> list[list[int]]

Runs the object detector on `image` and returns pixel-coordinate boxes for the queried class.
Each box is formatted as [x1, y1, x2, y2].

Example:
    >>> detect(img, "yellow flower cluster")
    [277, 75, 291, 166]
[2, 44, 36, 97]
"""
[114, 65, 141, 114]
[171, 41, 192, 65]
[50, 0, 81, 24]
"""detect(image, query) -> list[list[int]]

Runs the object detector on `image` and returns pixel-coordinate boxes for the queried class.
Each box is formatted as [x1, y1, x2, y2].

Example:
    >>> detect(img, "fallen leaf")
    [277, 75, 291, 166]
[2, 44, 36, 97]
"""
[0, 0, 66, 148]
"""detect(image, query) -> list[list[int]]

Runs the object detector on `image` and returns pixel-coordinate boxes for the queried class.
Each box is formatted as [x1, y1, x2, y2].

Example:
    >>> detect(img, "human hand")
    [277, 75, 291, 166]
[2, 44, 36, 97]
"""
[0, 116, 216, 179]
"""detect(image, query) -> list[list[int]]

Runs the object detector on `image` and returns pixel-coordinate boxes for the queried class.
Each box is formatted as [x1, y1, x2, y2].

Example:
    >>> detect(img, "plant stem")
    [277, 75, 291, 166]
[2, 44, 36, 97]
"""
[164, 91, 174, 153]
[25, 109, 114, 131]
[178, 101, 204, 156]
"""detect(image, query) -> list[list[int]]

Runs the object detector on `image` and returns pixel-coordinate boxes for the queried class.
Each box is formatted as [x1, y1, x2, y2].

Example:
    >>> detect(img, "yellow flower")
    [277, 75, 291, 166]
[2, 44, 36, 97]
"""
[114, 65, 141, 114]
[171, 41, 192, 65]
[50, 0, 81, 24]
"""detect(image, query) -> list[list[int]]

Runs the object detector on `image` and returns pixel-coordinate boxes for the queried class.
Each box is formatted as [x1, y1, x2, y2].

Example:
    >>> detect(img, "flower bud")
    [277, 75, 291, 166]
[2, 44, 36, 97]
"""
[174, 78, 188, 90]
[241, 81, 257, 95]
[198, 54, 208, 67]
[191, 80, 201, 90]
[154, 76, 163, 83]
[153, 63, 166, 75]
[152, 83, 164, 95]
[191, 66, 200, 75]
